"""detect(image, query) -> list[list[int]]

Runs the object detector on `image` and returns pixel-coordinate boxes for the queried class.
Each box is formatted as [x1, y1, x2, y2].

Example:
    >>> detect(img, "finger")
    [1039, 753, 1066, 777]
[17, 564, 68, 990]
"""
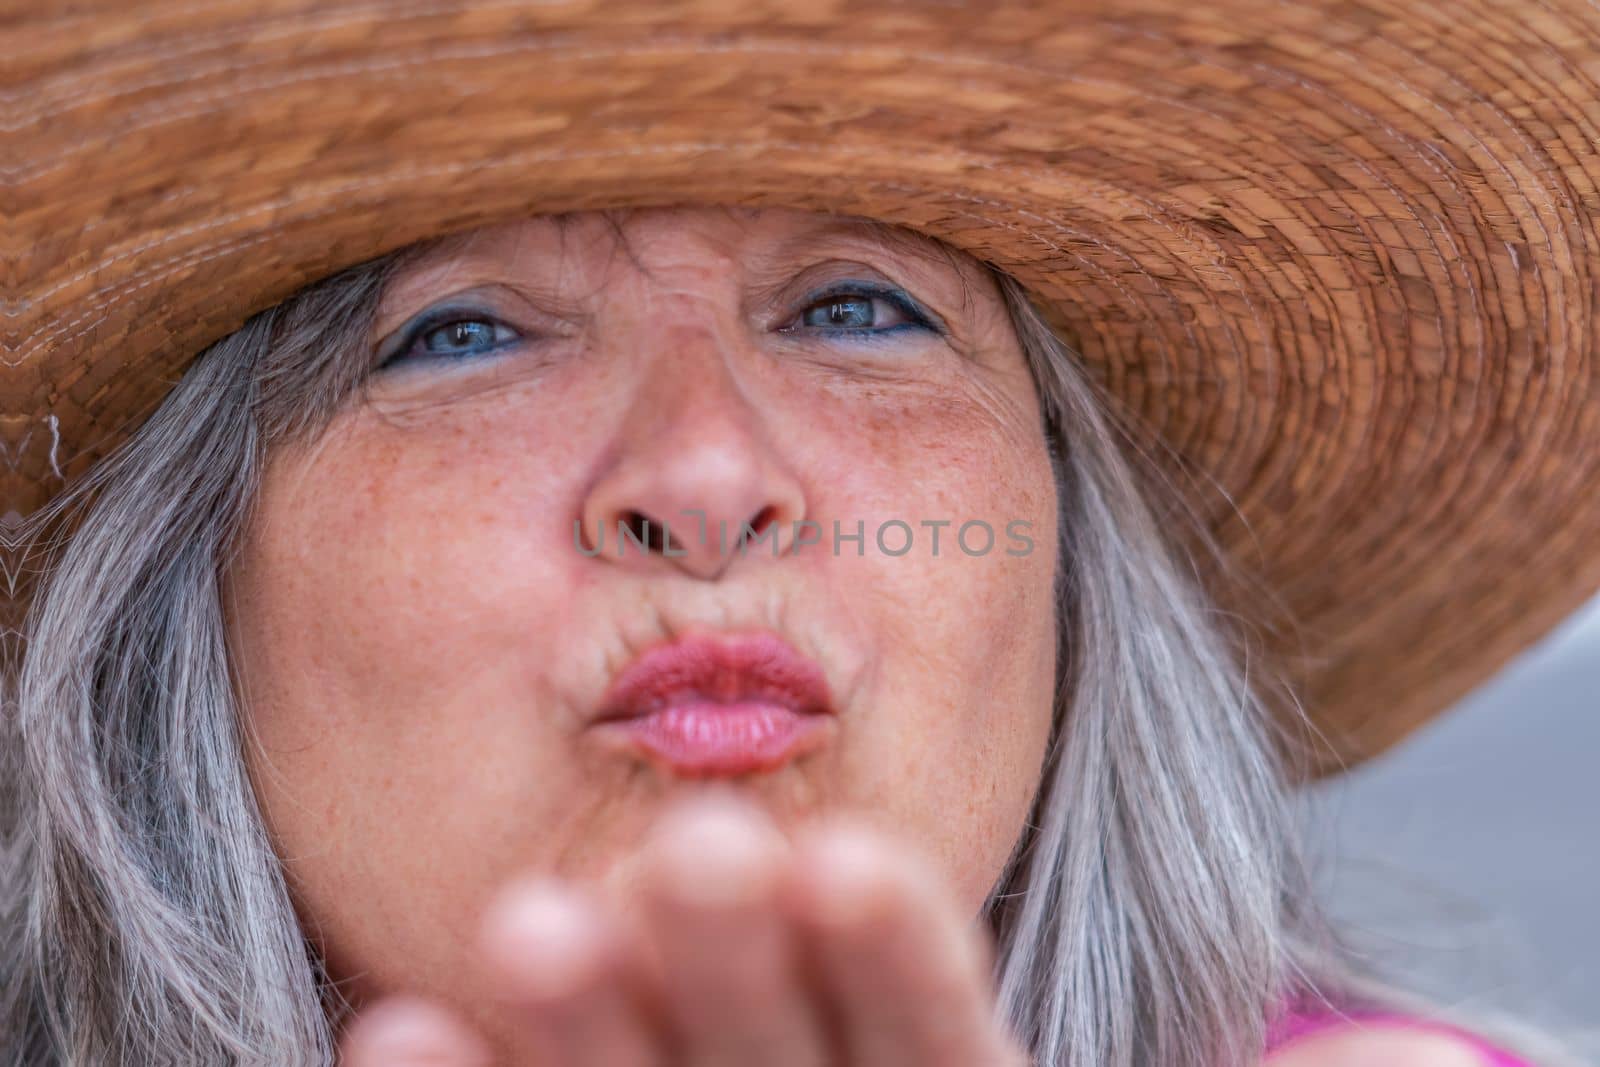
[780, 820, 1023, 1067]
[337, 995, 493, 1067]
[479, 876, 666, 1067]
[633, 789, 833, 1067]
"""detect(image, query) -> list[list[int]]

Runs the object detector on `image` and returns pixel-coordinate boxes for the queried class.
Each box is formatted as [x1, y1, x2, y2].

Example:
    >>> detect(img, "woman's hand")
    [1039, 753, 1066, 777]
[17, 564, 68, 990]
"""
[338, 787, 1030, 1066]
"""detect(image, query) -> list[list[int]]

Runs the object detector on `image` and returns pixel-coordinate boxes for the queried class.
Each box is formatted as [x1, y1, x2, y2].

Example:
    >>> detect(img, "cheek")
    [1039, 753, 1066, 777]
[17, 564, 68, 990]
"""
[805, 388, 1060, 910]
[228, 404, 610, 998]
[237, 415, 584, 737]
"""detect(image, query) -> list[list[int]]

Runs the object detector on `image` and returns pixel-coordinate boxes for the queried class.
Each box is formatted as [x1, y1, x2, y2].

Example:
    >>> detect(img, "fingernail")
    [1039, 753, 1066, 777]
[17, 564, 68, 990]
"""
[480, 878, 602, 999]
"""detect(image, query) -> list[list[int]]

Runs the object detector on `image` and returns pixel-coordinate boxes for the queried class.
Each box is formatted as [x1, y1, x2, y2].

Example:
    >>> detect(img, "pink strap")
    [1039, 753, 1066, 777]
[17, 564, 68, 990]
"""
[1267, 1006, 1533, 1066]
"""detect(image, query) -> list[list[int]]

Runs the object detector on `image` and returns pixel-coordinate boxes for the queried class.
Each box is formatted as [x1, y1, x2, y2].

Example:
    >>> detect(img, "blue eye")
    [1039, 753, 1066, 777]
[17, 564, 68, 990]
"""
[786, 283, 940, 342]
[377, 307, 523, 370]
[421, 319, 510, 354]
[803, 294, 879, 329]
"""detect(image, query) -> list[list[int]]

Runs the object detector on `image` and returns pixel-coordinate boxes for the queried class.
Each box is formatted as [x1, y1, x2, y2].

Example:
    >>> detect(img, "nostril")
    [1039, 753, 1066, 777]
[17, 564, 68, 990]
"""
[746, 504, 778, 537]
[611, 506, 784, 559]
[617, 511, 694, 556]
[621, 509, 679, 554]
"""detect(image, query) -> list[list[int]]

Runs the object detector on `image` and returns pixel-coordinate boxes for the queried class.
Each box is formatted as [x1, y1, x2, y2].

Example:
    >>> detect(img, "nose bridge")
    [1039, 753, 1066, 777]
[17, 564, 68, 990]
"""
[579, 308, 806, 580]
[646, 316, 756, 429]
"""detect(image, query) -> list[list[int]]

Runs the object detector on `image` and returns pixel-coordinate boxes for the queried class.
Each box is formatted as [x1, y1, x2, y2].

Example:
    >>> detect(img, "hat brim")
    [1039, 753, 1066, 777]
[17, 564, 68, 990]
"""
[12, 0, 1600, 778]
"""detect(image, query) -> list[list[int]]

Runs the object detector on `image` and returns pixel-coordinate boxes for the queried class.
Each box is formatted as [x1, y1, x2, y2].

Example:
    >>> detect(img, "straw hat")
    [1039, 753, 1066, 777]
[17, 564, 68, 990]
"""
[9, 0, 1600, 779]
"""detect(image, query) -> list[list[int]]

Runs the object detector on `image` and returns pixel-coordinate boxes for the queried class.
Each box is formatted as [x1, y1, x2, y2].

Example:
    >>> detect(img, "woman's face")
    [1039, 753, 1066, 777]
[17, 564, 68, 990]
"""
[227, 205, 1060, 1030]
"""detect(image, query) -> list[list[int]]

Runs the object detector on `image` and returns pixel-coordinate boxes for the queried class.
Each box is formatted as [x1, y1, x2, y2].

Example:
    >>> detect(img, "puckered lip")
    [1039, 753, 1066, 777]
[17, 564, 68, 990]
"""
[590, 629, 836, 725]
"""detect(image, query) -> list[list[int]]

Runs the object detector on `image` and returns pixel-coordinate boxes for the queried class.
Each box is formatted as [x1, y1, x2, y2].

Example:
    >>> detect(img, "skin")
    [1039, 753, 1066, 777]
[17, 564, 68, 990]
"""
[1268, 1029, 1488, 1067]
[227, 205, 1061, 1063]
[225, 204, 1480, 1066]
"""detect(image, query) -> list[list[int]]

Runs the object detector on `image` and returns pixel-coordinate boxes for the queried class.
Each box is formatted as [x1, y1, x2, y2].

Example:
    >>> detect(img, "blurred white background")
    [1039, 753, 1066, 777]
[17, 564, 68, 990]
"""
[1300, 590, 1600, 1049]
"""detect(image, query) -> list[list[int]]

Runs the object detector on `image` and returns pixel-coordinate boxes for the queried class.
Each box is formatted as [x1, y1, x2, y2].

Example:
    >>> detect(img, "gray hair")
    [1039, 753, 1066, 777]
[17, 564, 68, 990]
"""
[8, 227, 1587, 1066]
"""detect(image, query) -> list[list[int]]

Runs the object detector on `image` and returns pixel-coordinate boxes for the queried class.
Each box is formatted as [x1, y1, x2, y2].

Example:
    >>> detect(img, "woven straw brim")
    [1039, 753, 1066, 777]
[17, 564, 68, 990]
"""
[7, 0, 1600, 778]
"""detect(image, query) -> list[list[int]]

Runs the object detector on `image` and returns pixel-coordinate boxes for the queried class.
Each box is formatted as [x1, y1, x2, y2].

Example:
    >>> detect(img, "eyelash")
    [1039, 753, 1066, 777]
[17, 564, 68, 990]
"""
[376, 305, 523, 370]
[376, 283, 939, 371]
[778, 282, 941, 342]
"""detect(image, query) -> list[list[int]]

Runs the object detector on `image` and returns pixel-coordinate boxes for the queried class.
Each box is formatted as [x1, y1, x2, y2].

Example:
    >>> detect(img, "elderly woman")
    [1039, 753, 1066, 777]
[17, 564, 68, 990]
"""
[9, 3, 1600, 1067]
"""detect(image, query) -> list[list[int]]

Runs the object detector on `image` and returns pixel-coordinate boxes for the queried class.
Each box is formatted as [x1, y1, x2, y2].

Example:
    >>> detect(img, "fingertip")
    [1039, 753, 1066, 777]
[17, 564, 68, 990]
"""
[653, 785, 783, 851]
[479, 876, 608, 999]
[641, 788, 788, 907]
[339, 995, 492, 1066]
[785, 818, 994, 976]
[784, 819, 902, 928]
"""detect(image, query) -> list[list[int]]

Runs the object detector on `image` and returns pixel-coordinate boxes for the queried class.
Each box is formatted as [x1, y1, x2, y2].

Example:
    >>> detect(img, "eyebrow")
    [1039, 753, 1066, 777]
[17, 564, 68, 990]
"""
[754, 215, 988, 327]
[771, 215, 972, 275]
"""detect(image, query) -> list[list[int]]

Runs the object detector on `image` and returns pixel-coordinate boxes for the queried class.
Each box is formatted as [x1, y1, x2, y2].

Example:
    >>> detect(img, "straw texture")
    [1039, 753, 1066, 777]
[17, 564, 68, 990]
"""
[5, 0, 1600, 776]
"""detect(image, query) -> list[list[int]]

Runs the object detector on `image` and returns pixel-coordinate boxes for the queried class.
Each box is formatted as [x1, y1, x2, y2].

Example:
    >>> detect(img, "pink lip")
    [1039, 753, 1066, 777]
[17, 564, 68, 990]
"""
[588, 631, 837, 777]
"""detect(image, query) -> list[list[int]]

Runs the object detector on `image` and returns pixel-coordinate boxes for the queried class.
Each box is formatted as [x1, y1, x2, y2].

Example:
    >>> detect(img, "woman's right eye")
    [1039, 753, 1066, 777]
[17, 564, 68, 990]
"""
[377, 310, 524, 370]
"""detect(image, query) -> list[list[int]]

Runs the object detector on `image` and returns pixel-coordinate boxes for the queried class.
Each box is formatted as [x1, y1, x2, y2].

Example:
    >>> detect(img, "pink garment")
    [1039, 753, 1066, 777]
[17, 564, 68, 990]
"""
[1265, 1002, 1534, 1065]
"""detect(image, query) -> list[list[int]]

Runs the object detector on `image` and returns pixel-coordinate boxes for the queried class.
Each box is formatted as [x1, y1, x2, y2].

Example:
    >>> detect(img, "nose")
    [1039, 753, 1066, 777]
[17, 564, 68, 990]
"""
[577, 325, 807, 580]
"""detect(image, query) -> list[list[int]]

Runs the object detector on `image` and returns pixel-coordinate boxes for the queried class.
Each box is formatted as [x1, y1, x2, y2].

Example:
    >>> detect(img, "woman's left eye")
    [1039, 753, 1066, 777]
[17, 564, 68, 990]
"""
[784, 284, 939, 340]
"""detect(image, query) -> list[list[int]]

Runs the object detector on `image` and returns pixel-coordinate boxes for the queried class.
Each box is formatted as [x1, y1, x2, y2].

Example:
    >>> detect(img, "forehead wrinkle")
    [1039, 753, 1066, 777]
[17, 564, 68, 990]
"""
[554, 209, 656, 293]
